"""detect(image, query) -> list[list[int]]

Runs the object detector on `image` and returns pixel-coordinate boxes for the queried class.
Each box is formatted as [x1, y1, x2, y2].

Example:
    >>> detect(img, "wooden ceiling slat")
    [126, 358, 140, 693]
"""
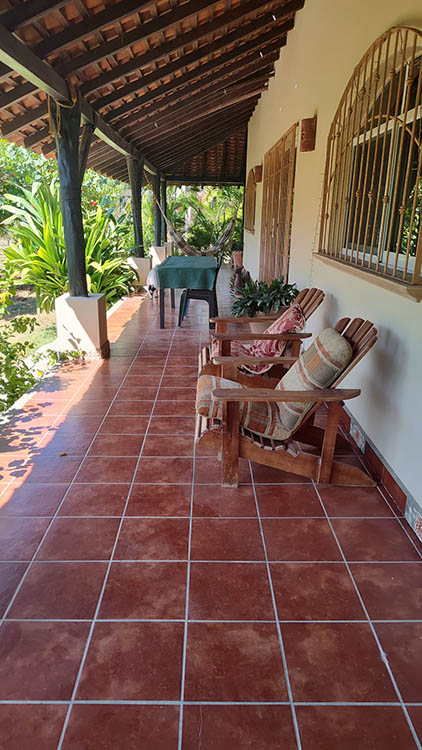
[80, 5, 293, 96]
[57, 0, 220, 77]
[0, 0, 68, 32]
[126, 76, 268, 144]
[0, 0, 303, 184]
[7, 25, 283, 147]
[2, 100, 48, 136]
[33, 0, 155, 58]
[147, 104, 254, 161]
[95, 23, 285, 111]
[107, 51, 278, 129]
[161, 125, 248, 169]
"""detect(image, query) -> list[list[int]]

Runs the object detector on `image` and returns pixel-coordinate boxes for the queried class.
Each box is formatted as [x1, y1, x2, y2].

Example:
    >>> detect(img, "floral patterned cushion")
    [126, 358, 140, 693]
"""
[211, 302, 305, 374]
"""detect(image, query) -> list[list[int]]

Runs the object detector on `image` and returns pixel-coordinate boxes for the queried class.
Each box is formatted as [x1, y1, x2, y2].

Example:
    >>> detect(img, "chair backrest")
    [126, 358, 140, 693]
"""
[289, 317, 377, 435]
[294, 287, 325, 320]
[333, 318, 378, 385]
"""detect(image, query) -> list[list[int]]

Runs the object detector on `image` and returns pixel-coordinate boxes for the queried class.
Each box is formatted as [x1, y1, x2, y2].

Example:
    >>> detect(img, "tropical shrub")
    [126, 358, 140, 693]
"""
[185, 185, 243, 255]
[2, 180, 137, 311]
[231, 276, 299, 318]
[0, 138, 128, 229]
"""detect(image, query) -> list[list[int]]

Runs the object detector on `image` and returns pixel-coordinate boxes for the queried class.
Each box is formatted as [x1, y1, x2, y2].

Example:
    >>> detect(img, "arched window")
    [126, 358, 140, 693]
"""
[319, 27, 422, 297]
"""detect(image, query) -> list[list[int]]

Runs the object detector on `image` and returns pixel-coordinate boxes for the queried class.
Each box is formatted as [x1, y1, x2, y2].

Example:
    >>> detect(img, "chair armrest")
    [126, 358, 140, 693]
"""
[209, 311, 286, 324]
[212, 388, 361, 403]
[212, 355, 298, 365]
[212, 332, 311, 342]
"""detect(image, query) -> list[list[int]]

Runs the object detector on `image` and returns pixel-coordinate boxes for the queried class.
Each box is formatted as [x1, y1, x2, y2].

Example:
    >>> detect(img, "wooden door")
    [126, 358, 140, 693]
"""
[259, 123, 298, 281]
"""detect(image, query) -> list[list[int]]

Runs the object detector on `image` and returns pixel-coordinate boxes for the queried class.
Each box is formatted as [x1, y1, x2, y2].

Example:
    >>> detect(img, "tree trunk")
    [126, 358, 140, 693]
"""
[50, 97, 88, 297]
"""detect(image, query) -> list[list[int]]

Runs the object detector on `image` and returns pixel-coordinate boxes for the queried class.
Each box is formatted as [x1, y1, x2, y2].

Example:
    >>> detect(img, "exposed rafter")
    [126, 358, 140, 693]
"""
[0, 0, 304, 185]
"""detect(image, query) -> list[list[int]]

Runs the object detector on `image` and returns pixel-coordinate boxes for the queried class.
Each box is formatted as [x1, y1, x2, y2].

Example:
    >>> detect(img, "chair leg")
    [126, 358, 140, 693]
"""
[317, 401, 341, 483]
[183, 295, 190, 318]
[221, 401, 240, 487]
[209, 291, 217, 329]
[178, 291, 186, 327]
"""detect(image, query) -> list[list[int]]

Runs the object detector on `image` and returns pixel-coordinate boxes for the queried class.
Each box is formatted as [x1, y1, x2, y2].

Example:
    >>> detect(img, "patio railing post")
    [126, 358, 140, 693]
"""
[50, 96, 88, 298]
[160, 177, 167, 242]
[127, 155, 144, 257]
[154, 172, 162, 246]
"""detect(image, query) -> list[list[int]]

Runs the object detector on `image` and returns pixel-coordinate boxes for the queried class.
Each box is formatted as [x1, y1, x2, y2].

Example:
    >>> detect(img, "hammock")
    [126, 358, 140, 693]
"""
[145, 173, 240, 257]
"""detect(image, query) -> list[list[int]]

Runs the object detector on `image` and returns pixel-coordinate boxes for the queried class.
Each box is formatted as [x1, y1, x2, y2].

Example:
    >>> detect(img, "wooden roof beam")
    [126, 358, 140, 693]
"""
[122, 75, 269, 142]
[0, 0, 69, 31]
[148, 108, 253, 164]
[0, 21, 158, 173]
[112, 57, 276, 132]
[0, 22, 285, 133]
[93, 23, 287, 111]
[34, 0, 156, 58]
[160, 125, 249, 171]
[80, 5, 295, 96]
[167, 176, 244, 186]
[56, 0, 222, 77]
[149, 117, 251, 167]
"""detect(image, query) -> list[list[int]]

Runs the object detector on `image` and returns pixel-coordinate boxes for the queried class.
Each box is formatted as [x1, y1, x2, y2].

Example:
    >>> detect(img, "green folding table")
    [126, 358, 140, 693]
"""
[156, 256, 217, 328]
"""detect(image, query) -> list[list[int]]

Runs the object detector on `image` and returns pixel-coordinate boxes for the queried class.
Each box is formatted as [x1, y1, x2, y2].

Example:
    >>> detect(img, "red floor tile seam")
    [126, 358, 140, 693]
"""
[5, 617, 422, 624]
[4, 558, 422, 565]
[56, 323, 180, 750]
[0, 361, 104, 501]
[176, 426, 196, 749]
[0, 305, 162, 626]
[248, 460, 303, 750]
[1, 699, 420, 706]
[2, 513, 411, 520]
[311, 481, 422, 749]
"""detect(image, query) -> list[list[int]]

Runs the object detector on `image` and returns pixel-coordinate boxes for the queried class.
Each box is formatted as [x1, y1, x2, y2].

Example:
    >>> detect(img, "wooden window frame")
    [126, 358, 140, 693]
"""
[244, 168, 256, 233]
[259, 122, 298, 282]
[318, 27, 422, 299]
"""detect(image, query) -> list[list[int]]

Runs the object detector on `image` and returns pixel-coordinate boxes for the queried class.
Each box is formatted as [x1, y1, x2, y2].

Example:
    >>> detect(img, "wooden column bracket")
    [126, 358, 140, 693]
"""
[78, 122, 94, 187]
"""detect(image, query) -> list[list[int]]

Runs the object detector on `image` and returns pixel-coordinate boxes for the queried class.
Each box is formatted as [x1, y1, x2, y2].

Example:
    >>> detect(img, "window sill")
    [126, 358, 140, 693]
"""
[313, 253, 422, 302]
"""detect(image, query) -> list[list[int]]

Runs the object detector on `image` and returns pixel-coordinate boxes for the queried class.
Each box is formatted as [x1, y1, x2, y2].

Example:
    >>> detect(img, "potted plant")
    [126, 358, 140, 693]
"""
[231, 276, 299, 332]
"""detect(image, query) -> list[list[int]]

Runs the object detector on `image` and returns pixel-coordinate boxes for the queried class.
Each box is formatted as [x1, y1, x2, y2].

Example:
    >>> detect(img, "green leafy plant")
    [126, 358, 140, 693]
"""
[231, 276, 299, 318]
[2, 180, 137, 312]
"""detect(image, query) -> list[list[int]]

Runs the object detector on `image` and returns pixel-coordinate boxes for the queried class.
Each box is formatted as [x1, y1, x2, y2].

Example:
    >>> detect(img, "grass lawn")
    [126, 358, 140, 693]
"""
[0, 285, 57, 352]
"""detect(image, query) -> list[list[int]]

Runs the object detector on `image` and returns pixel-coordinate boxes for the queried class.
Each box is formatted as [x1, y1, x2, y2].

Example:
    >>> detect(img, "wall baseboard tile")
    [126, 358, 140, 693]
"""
[340, 405, 422, 542]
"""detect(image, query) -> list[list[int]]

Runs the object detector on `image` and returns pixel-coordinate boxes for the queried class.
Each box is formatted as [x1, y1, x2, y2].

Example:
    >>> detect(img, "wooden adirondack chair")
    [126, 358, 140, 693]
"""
[195, 318, 377, 487]
[198, 287, 325, 384]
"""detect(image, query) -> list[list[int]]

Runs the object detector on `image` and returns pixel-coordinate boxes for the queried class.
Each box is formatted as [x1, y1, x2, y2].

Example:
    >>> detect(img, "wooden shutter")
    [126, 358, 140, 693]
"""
[259, 123, 298, 281]
[244, 168, 256, 232]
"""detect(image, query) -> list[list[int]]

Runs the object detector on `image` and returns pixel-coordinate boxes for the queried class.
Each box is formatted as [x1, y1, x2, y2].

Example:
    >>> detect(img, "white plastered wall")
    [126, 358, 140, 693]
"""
[244, 0, 422, 506]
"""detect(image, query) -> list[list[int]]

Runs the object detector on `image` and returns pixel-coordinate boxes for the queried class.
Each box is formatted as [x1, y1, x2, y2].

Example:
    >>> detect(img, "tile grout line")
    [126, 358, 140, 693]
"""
[312, 480, 422, 750]
[0, 360, 105, 499]
[3, 558, 422, 565]
[176, 324, 200, 750]
[0, 359, 114, 627]
[0, 698, 420, 706]
[56, 317, 179, 749]
[250, 461, 303, 750]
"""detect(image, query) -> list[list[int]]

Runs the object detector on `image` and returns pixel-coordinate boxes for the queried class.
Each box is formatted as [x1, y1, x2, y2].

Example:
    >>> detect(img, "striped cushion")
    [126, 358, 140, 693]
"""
[196, 375, 290, 441]
[275, 328, 353, 434]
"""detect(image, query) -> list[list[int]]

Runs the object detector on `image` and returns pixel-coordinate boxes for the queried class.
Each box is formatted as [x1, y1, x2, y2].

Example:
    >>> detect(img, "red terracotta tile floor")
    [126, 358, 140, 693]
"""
[0, 281, 421, 749]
